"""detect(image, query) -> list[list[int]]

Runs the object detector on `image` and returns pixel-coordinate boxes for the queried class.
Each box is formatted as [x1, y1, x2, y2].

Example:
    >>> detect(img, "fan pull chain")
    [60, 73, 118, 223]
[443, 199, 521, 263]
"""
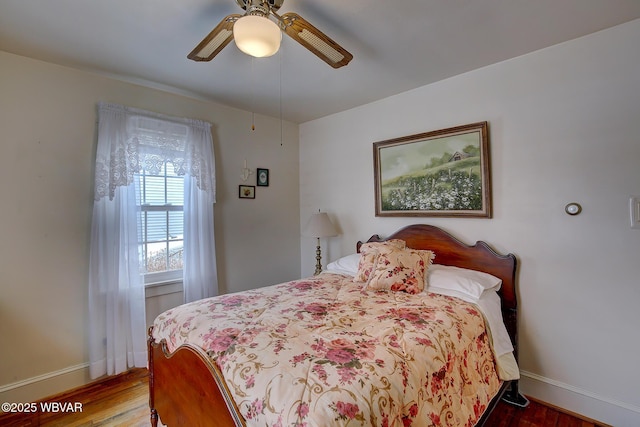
[279, 46, 283, 146]
[251, 57, 256, 131]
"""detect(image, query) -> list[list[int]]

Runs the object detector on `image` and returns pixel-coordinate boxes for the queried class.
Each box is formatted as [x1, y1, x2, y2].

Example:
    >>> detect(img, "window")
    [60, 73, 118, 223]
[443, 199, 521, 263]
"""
[135, 162, 184, 284]
[90, 102, 217, 379]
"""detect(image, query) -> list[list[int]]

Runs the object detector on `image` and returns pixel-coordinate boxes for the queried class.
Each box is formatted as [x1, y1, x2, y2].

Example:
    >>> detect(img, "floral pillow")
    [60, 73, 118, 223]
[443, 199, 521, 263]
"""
[353, 239, 406, 284]
[366, 247, 435, 294]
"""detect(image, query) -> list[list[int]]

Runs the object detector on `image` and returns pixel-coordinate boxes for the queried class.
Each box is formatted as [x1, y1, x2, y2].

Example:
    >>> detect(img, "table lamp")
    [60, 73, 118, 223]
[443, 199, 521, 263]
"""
[303, 212, 338, 275]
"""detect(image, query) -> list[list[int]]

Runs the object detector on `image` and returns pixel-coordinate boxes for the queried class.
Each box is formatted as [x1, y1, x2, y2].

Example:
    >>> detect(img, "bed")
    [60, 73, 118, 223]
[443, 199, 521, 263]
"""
[148, 224, 525, 426]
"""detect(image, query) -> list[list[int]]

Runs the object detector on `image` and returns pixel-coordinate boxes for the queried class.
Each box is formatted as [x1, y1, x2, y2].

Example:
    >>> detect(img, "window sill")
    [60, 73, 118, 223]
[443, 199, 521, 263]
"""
[145, 279, 183, 298]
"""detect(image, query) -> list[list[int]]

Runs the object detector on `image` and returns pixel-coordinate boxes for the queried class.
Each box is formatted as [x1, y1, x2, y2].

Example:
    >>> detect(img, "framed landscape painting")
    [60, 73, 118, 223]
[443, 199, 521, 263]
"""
[373, 122, 491, 218]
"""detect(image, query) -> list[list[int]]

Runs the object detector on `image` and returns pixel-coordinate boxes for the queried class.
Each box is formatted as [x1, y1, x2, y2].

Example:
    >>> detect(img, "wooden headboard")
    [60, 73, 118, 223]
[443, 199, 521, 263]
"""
[357, 224, 519, 357]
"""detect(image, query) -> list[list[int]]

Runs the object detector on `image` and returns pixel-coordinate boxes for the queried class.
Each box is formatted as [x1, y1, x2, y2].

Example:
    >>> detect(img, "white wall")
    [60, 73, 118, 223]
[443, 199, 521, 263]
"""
[299, 19, 640, 426]
[0, 51, 300, 402]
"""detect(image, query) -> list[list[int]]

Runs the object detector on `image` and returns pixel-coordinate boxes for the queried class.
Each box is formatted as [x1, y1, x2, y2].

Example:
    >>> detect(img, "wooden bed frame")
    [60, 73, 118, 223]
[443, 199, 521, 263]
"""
[148, 224, 526, 426]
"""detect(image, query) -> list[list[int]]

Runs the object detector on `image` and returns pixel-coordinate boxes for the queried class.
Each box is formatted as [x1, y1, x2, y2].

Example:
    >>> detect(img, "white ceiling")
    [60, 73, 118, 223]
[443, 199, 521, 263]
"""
[1, 0, 639, 123]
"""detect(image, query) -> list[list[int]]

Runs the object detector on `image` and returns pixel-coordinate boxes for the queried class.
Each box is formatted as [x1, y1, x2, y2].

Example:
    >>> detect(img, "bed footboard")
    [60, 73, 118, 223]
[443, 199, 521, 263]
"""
[148, 328, 245, 427]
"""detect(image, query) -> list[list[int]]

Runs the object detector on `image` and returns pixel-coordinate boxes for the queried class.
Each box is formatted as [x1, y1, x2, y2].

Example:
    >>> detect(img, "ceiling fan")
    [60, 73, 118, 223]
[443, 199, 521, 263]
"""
[188, 0, 353, 68]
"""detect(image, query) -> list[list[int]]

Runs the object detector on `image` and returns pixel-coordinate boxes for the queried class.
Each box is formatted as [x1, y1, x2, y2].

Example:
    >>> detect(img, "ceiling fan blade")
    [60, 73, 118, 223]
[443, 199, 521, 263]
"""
[277, 12, 352, 69]
[188, 14, 242, 62]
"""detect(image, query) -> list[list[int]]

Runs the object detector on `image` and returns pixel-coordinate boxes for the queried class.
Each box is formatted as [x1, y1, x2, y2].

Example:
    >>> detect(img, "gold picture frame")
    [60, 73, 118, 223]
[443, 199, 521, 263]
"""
[373, 122, 491, 218]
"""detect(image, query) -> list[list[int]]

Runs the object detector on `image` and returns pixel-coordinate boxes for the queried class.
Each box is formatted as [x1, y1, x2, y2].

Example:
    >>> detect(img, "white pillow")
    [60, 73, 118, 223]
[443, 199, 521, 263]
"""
[325, 253, 360, 276]
[428, 264, 502, 301]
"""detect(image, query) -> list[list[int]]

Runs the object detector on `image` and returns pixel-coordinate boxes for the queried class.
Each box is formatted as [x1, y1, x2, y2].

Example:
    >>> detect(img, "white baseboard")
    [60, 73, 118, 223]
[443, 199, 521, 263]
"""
[0, 363, 91, 405]
[520, 370, 640, 427]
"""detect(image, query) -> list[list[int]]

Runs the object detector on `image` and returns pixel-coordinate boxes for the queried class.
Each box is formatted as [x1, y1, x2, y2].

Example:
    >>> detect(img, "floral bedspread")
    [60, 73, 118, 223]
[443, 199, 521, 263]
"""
[152, 273, 501, 426]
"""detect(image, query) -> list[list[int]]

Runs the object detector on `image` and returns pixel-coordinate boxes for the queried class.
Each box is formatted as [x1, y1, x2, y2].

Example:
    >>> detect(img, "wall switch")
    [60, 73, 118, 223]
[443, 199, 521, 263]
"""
[631, 196, 640, 229]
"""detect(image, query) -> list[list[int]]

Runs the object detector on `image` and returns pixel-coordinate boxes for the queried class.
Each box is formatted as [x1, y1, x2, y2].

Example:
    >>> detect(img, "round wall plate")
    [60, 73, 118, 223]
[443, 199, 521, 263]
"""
[565, 203, 582, 215]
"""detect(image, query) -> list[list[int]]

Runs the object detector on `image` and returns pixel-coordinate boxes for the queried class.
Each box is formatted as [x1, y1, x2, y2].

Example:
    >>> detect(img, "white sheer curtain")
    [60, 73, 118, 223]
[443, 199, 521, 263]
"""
[183, 123, 218, 302]
[184, 174, 217, 302]
[88, 102, 217, 379]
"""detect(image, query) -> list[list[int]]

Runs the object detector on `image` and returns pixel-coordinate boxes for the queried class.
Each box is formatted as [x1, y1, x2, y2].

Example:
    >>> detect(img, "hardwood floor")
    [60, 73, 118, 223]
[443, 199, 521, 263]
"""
[0, 370, 150, 427]
[485, 398, 610, 427]
[0, 369, 610, 427]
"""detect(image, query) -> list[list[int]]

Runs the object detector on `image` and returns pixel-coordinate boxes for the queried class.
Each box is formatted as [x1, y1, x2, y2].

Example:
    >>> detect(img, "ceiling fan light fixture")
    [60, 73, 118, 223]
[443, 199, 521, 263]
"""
[233, 15, 282, 58]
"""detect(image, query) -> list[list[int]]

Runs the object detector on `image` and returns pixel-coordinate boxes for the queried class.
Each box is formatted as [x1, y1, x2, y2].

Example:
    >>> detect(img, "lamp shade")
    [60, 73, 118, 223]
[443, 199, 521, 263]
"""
[303, 212, 338, 238]
[233, 15, 282, 58]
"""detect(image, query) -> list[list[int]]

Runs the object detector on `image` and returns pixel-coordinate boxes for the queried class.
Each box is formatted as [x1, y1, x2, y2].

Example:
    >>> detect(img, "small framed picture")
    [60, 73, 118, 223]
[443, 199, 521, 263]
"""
[239, 185, 255, 199]
[257, 168, 269, 186]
